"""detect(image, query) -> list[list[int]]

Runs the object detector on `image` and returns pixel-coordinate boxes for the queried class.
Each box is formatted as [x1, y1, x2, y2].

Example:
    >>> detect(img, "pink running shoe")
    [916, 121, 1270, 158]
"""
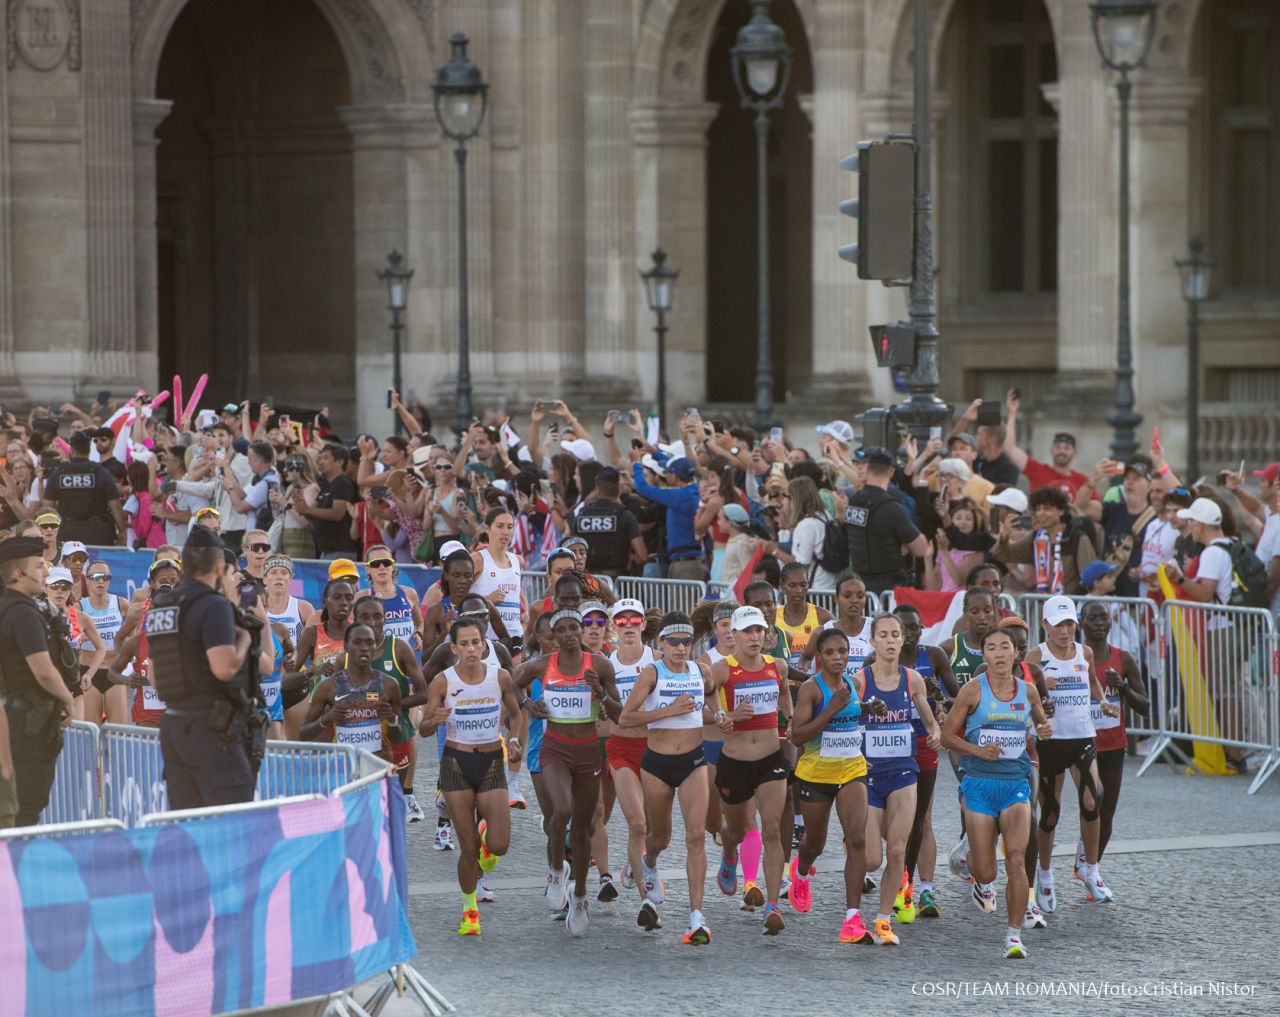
[838, 911, 873, 944]
[788, 856, 813, 913]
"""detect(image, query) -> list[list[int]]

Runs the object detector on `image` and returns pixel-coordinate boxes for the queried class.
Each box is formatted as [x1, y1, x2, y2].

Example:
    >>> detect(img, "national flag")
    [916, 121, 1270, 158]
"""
[511, 512, 535, 558]
[889, 587, 966, 646]
[1011, 702, 1026, 711]
[732, 542, 766, 603]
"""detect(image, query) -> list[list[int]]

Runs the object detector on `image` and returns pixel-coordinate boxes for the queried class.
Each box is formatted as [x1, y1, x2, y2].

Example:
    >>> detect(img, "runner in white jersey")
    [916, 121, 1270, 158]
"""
[799, 575, 873, 677]
[1024, 595, 1118, 911]
[263, 554, 316, 643]
[80, 558, 130, 724]
[470, 509, 525, 642]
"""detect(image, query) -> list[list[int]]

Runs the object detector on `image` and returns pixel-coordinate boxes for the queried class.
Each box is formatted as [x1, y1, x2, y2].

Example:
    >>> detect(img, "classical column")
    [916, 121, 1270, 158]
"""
[132, 98, 172, 390]
[629, 101, 719, 414]
[0, 34, 14, 394]
[81, 0, 137, 382]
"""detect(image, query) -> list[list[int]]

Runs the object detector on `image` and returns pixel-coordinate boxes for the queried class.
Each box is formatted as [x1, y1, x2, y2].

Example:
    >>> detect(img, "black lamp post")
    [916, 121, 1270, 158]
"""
[731, 0, 791, 431]
[376, 249, 413, 436]
[1091, 0, 1157, 462]
[640, 248, 679, 437]
[1174, 236, 1213, 482]
[433, 32, 488, 435]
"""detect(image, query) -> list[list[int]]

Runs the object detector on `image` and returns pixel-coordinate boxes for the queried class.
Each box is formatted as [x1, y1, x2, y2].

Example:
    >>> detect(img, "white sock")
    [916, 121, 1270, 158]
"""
[1083, 862, 1098, 882]
[1038, 866, 1053, 884]
[689, 908, 704, 928]
[845, 907, 859, 921]
[920, 881, 933, 893]
[1007, 926, 1020, 939]
[507, 770, 520, 791]
[877, 912, 891, 923]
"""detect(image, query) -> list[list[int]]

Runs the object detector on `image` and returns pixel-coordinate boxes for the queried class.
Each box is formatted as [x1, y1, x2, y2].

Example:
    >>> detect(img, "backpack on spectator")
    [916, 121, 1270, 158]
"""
[1222, 538, 1269, 609]
[818, 514, 849, 577]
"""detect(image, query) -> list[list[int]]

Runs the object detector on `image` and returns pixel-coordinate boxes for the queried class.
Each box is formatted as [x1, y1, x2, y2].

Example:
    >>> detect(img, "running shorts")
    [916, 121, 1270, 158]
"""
[703, 739, 723, 767]
[391, 737, 412, 769]
[440, 745, 506, 794]
[640, 746, 706, 789]
[866, 767, 917, 810]
[1035, 737, 1095, 781]
[914, 734, 938, 772]
[606, 734, 647, 776]
[282, 681, 309, 711]
[958, 775, 1031, 818]
[715, 749, 789, 805]
[540, 730, 603, 778]
[796, 774, 866, 804]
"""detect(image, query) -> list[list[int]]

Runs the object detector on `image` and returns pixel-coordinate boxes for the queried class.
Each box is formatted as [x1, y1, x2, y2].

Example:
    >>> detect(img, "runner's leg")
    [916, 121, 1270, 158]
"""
[568, 770, 600, 899]
[878, 785, 916, 918]
[610, 763, 647, 899]
[754, 779, 787, 905]
[676, 767, 710, 913]
[1095, 748, 1124, 860]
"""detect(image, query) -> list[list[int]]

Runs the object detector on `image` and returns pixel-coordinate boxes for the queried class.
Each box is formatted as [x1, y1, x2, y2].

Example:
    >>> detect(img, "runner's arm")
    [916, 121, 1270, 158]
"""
[928, 645, 959, 699]
[907, 668, 941, 744]
[775, 658, 795, 721]
[939, 682, 983, 756]
[299, 678, 336, 741]
[1114, 649, 1149, 716]
[395, 638, 429, 709]
[617, 665, 668, 727]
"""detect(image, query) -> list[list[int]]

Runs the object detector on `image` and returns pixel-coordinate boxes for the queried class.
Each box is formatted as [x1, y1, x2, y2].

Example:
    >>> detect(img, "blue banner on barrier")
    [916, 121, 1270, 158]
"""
[0, 778, 417, 1016]
[79, 547, 441, 606]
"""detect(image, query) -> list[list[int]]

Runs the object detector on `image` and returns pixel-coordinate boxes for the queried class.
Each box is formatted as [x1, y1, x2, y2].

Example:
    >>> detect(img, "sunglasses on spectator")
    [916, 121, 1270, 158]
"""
[248, 543, 271, 553]
[663, 636, 693, 647]
[367, 558, 395, 569]
[432, 463, 452, 470]
[613, 615, 644, 628]
[88, 572, 111, 582]
[581, 616, 608, 628]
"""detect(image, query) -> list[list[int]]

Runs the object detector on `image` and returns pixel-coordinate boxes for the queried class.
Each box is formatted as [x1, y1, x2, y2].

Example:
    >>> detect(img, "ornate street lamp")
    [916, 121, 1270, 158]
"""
[376, 249, 414, 435]
[640, 248, 679, 436]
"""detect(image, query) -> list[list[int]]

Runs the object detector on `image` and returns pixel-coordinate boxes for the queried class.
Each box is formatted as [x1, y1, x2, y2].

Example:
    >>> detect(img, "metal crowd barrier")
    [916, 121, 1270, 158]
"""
[613, 576, 707, 615]
[523, 569, 549, 605]
[39, 721, 102, 825]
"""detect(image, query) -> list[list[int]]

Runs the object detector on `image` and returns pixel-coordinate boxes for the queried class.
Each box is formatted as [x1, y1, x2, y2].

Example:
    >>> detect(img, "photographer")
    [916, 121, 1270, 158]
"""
[149, 527, 274, 809]
[0, 537, 77, 826]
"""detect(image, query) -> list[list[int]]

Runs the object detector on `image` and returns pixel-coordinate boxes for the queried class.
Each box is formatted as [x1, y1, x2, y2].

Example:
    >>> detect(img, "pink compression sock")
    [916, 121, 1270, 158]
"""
[741, 829, 763, 884]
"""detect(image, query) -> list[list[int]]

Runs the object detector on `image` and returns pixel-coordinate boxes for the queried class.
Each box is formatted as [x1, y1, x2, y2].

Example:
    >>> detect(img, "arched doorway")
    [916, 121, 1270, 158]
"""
[154, 0, 355, 416]
[705, 0, 813, 404]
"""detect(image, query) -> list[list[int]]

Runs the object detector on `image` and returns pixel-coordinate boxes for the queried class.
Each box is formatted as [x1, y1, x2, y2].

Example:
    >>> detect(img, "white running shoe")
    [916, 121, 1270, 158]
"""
[620, 863, 636, 890]
[566, 895, 590, 937]
[1072, 838, 1086, 882]
[434, 789, 449, 820]
[1035, 869, 1057, 914]
[641, 857, 665, 905]
[1004, 932, 1028, 959]
[476, 879, 495, 904]
[1023, 893, 1047, 930]
[433, 823, 454, 852]
[1084, 871, 1115, 903]
[947, 836, 971, 881]
[780, 874, 792, 902]
[545, 863, 570, 912]
[972, 881, 997, 913]
[405, 794, 425, 824]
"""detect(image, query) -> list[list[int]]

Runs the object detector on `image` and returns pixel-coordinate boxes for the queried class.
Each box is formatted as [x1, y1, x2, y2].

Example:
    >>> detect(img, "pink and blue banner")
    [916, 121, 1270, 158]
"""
[0, 778, 417, 1016]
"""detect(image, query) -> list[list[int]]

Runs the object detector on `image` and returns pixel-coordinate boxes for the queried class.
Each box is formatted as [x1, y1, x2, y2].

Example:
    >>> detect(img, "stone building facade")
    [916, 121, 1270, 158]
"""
[0, 0, 1276, 464]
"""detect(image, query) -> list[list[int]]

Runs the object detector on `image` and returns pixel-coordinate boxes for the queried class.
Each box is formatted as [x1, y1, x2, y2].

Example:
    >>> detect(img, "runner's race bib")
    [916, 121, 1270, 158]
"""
[545, 684, 592, 720]
[865, 723, 913, 758]
[614, 673, 638, 704]
[734, 678, 779, 716]
[1090, 697, 1122, 731]
[261, 678, 281, 709]
[141, 684, 166, 711]
[820, 725, 863, 760]
[337, 720, 382, 750]
[978, 727, 1026, 760]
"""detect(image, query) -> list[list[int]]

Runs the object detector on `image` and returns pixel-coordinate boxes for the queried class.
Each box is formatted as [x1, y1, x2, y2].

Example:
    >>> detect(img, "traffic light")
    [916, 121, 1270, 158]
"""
[838, 141, 914, 281]
[856, 408, 896, 452]
[869, 322, 916, 369]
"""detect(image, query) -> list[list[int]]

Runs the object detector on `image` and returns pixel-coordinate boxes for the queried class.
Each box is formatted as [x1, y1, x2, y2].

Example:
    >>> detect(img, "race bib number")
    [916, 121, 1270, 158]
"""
[865, 724, 913, 759]
[734, 678, 779, 716]
[260, 678, 281, 709]
[337, 722, 382, 750]
[614, 674, 638, 704]
[1090, 698, 1121, 731]
[820, 726, 863, 760]
[1050, 681, 1090, 710]
[545, 684, 592, 720]
[141, 684, 166, 711]
[978, 727, 1026, 760]
[452, 704, 502, 740]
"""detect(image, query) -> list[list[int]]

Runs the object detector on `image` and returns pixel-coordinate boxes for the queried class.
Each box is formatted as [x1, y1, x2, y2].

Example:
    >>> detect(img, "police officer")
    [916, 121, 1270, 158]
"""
[571, 467, 647, 579]
[148, 526, 274, 809]
[43, 431, 126, 546]
[843, 448, 930, 595]
[0, 537, 76, 826]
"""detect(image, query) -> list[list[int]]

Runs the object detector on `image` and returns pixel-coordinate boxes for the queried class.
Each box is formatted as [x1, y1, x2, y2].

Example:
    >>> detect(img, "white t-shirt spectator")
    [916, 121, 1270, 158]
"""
[1195, 538, 1234, 630]
[1255, 515, 1280, 618]
[1140, 518, 1178, 580]
[792, 514, 841, 592]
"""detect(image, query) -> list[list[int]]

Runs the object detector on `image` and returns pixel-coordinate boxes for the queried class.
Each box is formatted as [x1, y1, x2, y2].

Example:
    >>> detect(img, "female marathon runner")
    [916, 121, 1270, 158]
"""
[798, 574, 873, 675]
[514, 609, 620, 937]
[264, 554, 316, 645]
[470, 508, 525, 647]
[693, 602, 737, 857]
[79, 560, 130, 724]
[286, 579, 355, 739]
[942, 626, 1053, 959]
[359, 543, 423, 648]
[618, 610, 714, 944]
[578, 600, 615, 889]
[45, 566, 105, 722]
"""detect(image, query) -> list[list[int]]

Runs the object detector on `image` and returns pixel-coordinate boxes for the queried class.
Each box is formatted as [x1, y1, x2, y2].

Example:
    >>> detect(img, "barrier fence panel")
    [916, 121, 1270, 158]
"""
[39, 721, 101, 825]
[257, 740, 359, 799]
[522, 570, 548, 606]
[101, 723, 168, 827]
[613, 577, 707, 615]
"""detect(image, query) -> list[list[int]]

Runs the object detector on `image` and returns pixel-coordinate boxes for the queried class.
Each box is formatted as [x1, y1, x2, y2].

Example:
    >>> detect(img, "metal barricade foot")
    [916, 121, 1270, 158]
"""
[363, 965, 455, 1017]
[1133, 736, 1174, 777]
[323, 994, 375, 1017]
[1247, 752, 1280, 796]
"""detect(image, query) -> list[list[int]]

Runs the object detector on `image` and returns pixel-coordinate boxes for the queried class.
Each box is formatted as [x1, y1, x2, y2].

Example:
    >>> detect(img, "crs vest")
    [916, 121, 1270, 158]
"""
[574, 500, 631, 572]
[146, 582, 239, 706]
[843, 487, 906, 580]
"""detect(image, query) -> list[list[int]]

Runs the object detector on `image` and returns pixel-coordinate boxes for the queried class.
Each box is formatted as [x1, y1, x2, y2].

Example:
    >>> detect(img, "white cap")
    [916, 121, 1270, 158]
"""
[1042, 595, 1078, 627]
[731, 605, 768, 631]
[59, 540, 89, 559]
[1176, 497, 1223, 527]
[560, 438, 597, 462]
[610, 597, 646, 620]
[438, 540, 468, 559]
[658, 440, 686, 460]
[815, 420, 855, 445]
[516, 445, 534, 464]
[45, 566, 74, 586]
[986, 488, 1029, 513]
[640, 454, 666, 477]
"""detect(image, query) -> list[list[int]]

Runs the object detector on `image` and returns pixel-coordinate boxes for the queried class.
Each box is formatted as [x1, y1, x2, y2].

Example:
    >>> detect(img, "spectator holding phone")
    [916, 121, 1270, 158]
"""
[951, 399, 1020, 487]
[1002, 389, 1090, 498]
[994, 486, 1097, 595]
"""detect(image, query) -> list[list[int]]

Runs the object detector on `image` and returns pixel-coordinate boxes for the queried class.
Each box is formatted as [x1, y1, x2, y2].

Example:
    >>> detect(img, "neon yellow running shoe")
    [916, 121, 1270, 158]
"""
[478, 819, 499, 873]
[457, 907, 481, 936]
[895, 883, 916, 924]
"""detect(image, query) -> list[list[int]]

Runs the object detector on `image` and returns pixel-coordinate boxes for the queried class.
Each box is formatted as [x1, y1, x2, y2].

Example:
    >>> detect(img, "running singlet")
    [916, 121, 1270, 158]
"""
[443, 662, 503, 745]
[948, 637, 985, 687]
[794, 673, 865, 784]
[543, 651, 598, 724]
[1090, 644, 1126, 752]
[131, 600, 165, 723]
[373, 634, 413, 738]
[379, 587, 417, 642]
[332, 670, 390, 753]
[717, 655, 784, 732]
[609, 645, 655, 732]
[312, 624, 345, 684]
[472, 548, 522, 638]
[261, 629, 284, 722]
[1037, 641, 1095, 740]
[79, 596, 124, 650]
[908, 645, 936, 737]
[67, 607, 85, 651]
[820, 617, 873, 676]
[859, 665, 918, 776]
[268, 596, 305, 643]
[962, 674, 1032, 779]
[644, 659, 705, 731]
[775, 603, 820, 669]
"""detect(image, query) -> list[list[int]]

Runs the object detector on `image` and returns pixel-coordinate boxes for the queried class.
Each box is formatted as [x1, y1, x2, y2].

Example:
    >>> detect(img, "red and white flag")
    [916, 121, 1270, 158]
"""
[891, 587, 967, 646]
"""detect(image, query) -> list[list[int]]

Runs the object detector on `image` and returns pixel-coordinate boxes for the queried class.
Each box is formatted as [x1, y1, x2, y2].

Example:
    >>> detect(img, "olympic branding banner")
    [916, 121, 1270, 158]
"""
[0, 778, 417, 1016]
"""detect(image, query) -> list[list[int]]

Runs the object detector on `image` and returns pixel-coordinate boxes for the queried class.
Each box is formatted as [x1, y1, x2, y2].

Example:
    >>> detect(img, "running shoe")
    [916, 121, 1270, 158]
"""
[641, 857, 665, 905]
[457, 907, 480, 937]
[550, 906, 568, 922]
[508, 788, 527, 810]
[947, 836, 970, 881]
[792, 826, 804, 849]
[433, 823, 454, 852]
[917, 888, 941, 918]
[1073, 838, 1086, 883]
[872, 918, 899, 945]
[893, 874, 915, 924]
[1035, 869, 1057, 914]
[476, 880, 495, 904]
[1004, 932, 1028, 959]
[682, 923, 712, 946]
[863, 874, 877, 894]
[717, 847, 739, 896]
[621, 862, 635, 890]
[566, 896, 590, 937]
[838, 912, 873, 944]
[762, 903, 785, 936]
[477, 819, 499, 873]
[780, 873, 792, 902]
[545, 863, 570, 912]
[972, 881, 997, 913]
[712, 831, 722, 846]
[597, 873, 619, 903]
[1084, 871, 1115, 903]
[405, 794, 425, 824]
[1023, 896, 1047, 930]
[636, 900, 661, 932]
[742, 881, 764, 910]
[788, 857, 812, 913]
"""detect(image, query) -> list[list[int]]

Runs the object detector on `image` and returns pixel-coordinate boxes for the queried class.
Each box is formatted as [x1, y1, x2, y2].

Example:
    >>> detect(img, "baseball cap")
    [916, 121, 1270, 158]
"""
[220, 403, 239, 415]
[327, 558, 360, 580]
[722, 503, 750, 526]
[546, 547, 576, 567]
[1042, 595, 1078, 627]
[986, 488, 1029, 513]
[640, 453, 667, 477]
[948, 433, 977, 449]
[667, 457, 695, 482]
[1079, 561, 1118, 589]
[59, 540, 89, 559]
[1176, 497, 1223, 526]
[815, 420, 855, 445]
[610, 598, 645, 620]
[1123, 455, 1153, 478]
[45, 566, 74, 586]
[560, 438, 597, 463]
[1051, 432, 1077, 447]
[731, 605, 768, 631]
[438, 540, 468, 559]
[1251, 462, 1280, 484]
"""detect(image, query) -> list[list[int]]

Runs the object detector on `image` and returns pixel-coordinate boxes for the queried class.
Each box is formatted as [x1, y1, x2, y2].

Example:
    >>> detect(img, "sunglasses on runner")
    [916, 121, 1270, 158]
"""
[63, 554, 87, 563]
[366, 558, 395, 569]
[613, 615, 644, 628]
[247, 543, 271, 554]
[581, 616, 608, 628]
[88, 572, 111, 582]
[47, 582, 72, 591]
[38, 523, 59, 531]
[662, 636, 693, 647]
